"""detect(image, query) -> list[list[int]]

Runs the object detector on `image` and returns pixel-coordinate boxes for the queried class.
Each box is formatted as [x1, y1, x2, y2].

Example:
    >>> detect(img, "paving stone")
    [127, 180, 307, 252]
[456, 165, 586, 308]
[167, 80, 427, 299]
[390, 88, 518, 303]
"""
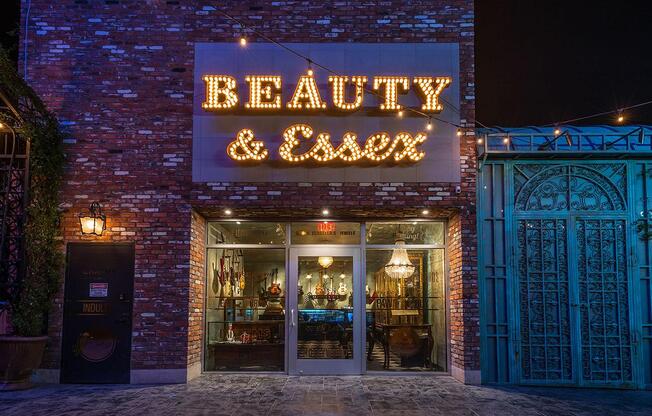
[1, 375, 651, 415]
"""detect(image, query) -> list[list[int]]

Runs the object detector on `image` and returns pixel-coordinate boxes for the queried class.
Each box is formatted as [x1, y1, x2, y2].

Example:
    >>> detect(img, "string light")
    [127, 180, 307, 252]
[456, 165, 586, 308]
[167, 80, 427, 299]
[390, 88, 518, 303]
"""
[224, 208, 233, 215]
[306, 59, 314, 76]
[413, 77, 451, 112]
[202, 75, 238, 110]
[554, 127, 561, 136]
[328, 76, 367, 111]
[398, 110, 404, 118]
[373, 76, 409, 111]
[218, 9, 652, 133]
[245, 75, 282, 109]
[477, 137, 484, 144]
[617, 111, 625, 123]
[426, 119, 433, 131]
[239, 37, 247, 47]
[456, 129, 462, 137]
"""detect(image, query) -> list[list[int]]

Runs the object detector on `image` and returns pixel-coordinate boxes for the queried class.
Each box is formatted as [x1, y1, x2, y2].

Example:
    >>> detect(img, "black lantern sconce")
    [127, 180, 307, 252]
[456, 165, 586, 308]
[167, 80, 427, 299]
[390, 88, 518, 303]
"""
[79, 202, 106, 236]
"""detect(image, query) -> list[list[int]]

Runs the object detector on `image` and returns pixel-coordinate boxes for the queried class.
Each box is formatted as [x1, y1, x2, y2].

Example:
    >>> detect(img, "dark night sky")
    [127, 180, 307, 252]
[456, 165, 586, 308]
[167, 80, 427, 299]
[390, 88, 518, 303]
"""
[2, 1, 652, 126]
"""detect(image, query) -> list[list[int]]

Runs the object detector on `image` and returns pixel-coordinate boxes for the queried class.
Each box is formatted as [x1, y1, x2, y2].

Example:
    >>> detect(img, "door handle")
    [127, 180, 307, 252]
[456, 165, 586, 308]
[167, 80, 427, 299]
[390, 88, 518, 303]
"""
[290, 309, 295, 327]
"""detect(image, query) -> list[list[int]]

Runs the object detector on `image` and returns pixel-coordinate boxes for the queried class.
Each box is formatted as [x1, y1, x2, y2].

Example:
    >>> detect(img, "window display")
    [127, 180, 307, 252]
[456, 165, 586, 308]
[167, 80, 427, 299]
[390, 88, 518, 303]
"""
[204, 220, 447, 374]
[365, 247, 446, 371]
[205, 244, 286, 371]
[297, 256, 354, 360]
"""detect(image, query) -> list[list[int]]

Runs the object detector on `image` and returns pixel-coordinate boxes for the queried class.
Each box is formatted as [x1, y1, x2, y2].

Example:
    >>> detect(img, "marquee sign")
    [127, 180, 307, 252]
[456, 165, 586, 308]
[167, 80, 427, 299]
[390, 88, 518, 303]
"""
[193, 43, 461, 182]
[201, 73, 450, 163]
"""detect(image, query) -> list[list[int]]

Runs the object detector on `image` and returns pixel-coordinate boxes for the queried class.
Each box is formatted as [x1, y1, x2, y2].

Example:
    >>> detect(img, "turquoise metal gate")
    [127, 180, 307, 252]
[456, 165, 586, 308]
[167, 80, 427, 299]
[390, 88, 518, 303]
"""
[478, 126, 652, 389]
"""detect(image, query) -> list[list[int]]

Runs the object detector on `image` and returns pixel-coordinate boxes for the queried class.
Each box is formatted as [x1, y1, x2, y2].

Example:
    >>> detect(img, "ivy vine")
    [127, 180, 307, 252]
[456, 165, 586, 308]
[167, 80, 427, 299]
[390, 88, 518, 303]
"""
[0, 47, 64, 337]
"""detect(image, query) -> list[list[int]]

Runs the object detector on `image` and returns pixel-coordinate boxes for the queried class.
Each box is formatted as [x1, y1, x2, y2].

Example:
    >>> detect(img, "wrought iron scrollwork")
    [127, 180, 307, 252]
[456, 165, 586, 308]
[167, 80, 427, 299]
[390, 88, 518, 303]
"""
[514, 164, 627, 211]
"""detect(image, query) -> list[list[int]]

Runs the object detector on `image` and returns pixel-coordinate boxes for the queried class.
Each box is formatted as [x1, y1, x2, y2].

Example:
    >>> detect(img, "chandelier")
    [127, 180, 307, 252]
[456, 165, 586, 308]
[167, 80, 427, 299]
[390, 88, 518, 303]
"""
[384, 237, 415, 279]
[318, 256, 334, 269]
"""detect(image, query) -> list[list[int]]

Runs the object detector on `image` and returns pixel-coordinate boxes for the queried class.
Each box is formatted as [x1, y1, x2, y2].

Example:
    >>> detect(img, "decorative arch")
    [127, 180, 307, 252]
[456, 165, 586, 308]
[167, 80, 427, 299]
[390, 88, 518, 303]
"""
[514, 164, 627, 211]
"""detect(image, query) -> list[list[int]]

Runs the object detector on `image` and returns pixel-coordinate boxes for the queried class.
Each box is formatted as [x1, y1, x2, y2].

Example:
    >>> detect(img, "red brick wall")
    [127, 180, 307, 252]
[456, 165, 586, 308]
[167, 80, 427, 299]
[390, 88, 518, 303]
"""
[21, 0, 478, 375]
[188, 211, 206, 368]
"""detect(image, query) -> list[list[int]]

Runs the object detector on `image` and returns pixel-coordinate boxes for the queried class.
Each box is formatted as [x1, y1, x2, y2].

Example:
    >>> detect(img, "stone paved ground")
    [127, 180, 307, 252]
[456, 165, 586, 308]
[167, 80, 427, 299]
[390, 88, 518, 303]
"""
[1, 375, 652, 416]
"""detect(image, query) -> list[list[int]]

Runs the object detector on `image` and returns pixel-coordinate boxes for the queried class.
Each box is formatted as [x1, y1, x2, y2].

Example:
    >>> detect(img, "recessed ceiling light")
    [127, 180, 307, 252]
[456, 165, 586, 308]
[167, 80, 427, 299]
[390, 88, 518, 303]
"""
[322, 209, 329, 216]
[224, 208, 232, 215]
[421, 209, 429, 215]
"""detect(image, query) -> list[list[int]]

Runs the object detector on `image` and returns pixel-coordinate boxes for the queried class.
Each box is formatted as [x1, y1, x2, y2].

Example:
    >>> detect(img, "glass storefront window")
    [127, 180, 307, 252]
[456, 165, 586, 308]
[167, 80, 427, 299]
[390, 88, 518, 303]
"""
[366, 222, 445, 245]
[204, 248, 285, 371]
[204, 220, 447, 373]
[297, 256, 354, 360]
[365, 248, 447, 371]
[207, 222, 286, 245]
[291, 222, 360, 244]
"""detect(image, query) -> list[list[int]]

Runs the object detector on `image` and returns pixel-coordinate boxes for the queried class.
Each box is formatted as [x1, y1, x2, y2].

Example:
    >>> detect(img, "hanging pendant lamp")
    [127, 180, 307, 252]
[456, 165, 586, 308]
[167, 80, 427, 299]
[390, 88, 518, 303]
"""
[384, 236, 415, 279]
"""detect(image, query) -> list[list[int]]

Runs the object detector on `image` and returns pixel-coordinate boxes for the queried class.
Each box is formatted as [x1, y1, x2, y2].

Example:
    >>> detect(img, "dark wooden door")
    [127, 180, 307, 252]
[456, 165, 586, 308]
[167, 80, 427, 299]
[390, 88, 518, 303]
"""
[61, 243, 134, 383]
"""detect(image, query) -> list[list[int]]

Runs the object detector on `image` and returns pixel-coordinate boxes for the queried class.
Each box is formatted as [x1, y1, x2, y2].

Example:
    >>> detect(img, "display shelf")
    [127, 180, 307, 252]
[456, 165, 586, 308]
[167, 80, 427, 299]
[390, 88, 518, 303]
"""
[207, 319, 285, 324]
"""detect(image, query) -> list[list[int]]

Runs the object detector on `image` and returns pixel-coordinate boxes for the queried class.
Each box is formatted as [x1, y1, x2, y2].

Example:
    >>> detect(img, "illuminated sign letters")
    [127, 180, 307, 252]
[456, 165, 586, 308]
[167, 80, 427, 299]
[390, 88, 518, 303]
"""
[201, 72, 451, 165]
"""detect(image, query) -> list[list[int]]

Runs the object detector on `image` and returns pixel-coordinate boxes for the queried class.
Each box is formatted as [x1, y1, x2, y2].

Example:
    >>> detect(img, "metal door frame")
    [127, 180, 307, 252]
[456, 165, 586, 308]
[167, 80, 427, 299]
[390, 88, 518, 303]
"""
[286, 246, 364, 375]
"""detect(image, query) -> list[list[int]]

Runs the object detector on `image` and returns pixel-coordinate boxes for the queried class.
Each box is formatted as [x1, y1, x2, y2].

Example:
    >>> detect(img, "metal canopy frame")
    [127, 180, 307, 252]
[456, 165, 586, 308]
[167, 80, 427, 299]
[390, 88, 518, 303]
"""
[0, 87, 30, 317]
[477, 125, 652, 161]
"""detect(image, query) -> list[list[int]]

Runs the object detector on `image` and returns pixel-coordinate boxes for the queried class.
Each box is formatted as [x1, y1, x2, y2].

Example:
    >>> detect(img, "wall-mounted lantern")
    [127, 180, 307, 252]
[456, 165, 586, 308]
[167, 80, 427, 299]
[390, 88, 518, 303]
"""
[79, 202, 106, 236]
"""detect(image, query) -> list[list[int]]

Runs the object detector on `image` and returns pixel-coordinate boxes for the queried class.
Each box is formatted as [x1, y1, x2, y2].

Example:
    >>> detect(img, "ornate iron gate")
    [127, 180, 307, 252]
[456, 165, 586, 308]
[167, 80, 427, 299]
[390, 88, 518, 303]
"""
[480, 156, 646, 388]
[0, 116, 29, 331]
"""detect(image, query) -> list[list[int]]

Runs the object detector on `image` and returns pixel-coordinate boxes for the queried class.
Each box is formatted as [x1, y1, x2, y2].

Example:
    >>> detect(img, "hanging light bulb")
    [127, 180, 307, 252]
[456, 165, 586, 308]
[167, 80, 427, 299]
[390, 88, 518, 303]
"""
[617, 111, 625, 123]
[456, 128, 462, 137]
[384, 236, 415, 279]
[318, 256, 334, 269]
[239, 36, 247, 47]
[426, 119, 432, 131]
[554, 127, 561, 136]
[398, 110, 404, 118]
[306, 59, 313, 76]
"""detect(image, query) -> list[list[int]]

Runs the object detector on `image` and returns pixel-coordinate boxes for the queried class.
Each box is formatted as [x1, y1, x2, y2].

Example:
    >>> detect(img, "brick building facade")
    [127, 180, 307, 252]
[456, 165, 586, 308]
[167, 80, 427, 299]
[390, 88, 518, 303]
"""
[21, 0, 478, 384]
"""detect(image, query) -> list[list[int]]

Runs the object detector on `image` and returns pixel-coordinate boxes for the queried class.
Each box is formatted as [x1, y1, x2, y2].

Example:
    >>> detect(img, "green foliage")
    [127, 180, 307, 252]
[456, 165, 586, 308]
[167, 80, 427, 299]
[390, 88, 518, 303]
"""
[0, 47, 64, 336]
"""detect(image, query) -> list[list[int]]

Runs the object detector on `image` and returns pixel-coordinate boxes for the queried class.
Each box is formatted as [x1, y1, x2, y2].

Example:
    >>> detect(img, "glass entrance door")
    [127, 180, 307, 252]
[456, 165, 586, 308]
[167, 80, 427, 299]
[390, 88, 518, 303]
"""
[287, 247, 363, 375]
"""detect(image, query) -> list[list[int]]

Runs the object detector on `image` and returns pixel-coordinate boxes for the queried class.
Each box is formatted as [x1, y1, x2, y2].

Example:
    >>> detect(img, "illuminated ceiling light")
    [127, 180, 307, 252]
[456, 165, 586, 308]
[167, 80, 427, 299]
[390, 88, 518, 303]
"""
[321, 208, 329, 216]
[421, 209, 429, 215]
[79, 202, 106, 236]
[224, 208, 233, 215]
[318, 256, 334, 269]
[239, 37, 247, 47]
[384, 236, 415, 279]
[236, 221, 241, 225]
